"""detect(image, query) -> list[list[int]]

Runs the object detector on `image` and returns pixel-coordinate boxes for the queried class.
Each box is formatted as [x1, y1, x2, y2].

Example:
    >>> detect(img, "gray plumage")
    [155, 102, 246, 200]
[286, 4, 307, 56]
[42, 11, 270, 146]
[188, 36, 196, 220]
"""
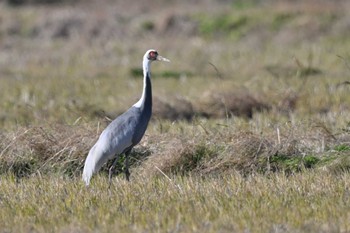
[82, 49, 169, 186]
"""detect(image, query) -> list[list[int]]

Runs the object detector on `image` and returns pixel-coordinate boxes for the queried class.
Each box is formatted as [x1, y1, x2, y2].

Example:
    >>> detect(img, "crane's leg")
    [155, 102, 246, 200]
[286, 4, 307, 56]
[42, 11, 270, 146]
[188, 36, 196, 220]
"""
[108, 154, 120, 187]
[124, 149, 132, 182]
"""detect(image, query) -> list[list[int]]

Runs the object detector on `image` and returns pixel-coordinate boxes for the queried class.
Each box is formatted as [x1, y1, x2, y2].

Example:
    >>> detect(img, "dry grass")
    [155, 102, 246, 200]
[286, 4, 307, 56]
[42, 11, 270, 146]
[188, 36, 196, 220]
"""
[0, 172, 350, 233]
[195, 90, 270, 119]
[0, 0, 349, 232]
[0, 125, 94, 178]
[140, 120, 350, 178]
[0, 119, 348, 180]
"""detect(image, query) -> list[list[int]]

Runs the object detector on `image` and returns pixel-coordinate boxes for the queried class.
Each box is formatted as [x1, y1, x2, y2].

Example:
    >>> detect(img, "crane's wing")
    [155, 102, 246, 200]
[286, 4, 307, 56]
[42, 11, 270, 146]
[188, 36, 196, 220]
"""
[82, 107, 141, 186]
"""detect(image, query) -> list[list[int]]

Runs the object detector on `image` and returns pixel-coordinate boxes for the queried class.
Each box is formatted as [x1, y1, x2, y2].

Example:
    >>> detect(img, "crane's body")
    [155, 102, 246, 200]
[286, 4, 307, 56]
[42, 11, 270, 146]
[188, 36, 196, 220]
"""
[82, 49, 169, 186]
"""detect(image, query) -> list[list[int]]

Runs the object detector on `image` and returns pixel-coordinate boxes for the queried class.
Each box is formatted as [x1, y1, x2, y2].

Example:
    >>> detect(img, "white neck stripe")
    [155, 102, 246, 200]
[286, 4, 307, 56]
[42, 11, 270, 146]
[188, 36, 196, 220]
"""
[133, 58, 151, 108]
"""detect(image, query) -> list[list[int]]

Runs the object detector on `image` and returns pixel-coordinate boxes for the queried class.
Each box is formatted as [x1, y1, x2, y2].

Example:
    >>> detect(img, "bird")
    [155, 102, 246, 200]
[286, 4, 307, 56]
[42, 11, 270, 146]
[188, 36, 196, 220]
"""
[82, 49, 170, 186]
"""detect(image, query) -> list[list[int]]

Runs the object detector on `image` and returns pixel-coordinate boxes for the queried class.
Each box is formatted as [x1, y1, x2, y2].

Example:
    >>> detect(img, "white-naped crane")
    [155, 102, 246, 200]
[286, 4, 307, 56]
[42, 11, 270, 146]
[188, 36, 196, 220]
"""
[82, 49, 170, 186]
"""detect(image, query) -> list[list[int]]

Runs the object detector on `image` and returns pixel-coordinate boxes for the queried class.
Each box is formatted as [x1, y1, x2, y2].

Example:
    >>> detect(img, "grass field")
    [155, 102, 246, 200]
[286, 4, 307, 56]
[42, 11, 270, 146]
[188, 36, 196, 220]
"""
[1, 172, 350, 232]
[0, 0, 349, 232]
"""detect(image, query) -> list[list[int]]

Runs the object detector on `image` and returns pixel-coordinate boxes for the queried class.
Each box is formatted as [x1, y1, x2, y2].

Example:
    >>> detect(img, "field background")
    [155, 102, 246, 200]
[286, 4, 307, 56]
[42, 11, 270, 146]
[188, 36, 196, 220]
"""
[0, 0, 350, 232]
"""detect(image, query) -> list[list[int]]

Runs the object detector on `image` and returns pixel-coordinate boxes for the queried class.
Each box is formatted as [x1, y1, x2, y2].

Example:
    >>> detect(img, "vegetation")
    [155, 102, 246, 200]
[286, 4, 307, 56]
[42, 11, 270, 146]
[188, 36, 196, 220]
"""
[0, 0, 349, 232]
[1, 172, 350, 233]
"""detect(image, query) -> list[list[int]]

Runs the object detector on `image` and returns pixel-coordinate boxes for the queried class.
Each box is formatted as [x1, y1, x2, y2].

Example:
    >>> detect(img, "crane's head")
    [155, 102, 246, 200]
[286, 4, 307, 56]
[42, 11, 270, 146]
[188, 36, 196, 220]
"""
[144, 49, 170, 63]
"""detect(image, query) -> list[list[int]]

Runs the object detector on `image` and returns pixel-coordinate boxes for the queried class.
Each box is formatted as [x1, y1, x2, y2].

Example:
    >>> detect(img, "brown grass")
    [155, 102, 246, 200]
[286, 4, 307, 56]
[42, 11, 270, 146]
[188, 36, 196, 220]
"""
[0, 0, 348, 179]
[0, 119, 348, 180]
[0, 125, 94, 178]
[152, 96, 195, 121]
[195, 90, 270, 119]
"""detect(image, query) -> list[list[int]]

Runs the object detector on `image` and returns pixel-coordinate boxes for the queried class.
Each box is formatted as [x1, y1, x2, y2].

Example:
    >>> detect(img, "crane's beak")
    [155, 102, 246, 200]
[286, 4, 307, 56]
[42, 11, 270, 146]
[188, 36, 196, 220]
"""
[157, 56, 170, 62]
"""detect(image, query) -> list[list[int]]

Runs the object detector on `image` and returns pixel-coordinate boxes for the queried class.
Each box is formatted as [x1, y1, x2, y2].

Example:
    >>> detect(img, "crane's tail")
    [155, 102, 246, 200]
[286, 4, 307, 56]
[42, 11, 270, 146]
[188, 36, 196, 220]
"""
[83, 143, 111, 186]
[82, 145, 98, 186]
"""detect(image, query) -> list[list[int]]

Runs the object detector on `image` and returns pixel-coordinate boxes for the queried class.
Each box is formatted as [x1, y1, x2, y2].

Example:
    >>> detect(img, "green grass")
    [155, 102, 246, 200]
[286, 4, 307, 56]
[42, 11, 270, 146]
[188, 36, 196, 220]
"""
[196, 13, 252, 40]
[0, 0, 350, 232]
[334, 144, 350, 152]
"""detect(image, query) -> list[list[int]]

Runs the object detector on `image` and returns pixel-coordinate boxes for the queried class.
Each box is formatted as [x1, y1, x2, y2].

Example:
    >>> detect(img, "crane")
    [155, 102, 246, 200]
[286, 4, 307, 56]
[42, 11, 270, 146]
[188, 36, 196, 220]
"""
[82, 49, 170, 186]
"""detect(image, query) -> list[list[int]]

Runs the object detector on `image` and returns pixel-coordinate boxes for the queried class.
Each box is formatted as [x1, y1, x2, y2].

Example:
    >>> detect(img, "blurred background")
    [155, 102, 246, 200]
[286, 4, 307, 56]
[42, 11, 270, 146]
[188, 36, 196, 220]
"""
[0, 0, 349, 128]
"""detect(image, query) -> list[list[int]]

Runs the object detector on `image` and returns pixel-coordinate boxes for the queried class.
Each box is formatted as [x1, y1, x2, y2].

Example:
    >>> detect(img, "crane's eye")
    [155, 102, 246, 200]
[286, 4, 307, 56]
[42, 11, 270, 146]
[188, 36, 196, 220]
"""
[148, 51, 158, 60]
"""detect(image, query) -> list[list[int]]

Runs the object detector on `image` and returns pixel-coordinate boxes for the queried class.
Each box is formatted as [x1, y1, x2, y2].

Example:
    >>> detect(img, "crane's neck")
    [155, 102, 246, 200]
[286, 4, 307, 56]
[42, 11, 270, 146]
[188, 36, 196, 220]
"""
[133, 59, 152, 110]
